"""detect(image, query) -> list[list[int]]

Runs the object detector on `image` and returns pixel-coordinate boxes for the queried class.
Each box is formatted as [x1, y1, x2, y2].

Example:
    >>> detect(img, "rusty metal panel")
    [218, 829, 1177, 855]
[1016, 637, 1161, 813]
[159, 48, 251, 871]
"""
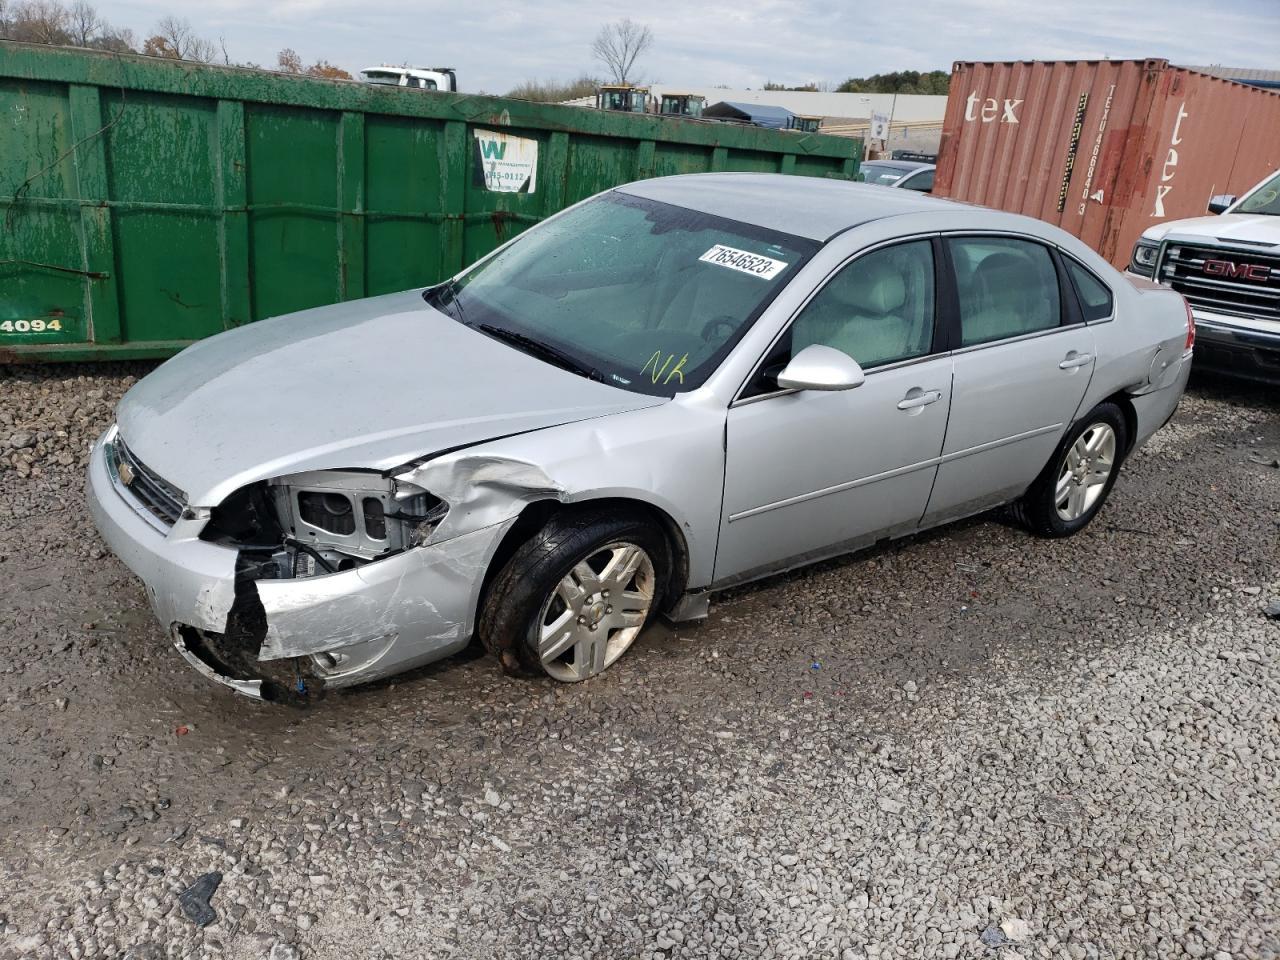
[1115, 66, 1280, 263]
[935, 59, 1280, 266]
[0, 41, 861, 362]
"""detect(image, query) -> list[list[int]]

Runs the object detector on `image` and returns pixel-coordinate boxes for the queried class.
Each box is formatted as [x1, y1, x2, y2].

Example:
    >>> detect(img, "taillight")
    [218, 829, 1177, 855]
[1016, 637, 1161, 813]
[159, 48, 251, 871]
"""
[1182, 295, 1195, 350]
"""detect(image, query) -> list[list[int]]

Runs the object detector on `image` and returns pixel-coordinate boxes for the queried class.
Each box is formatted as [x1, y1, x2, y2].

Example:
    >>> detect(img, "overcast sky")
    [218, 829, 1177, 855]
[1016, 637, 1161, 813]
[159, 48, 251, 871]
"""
[95, 0, 1279, 93]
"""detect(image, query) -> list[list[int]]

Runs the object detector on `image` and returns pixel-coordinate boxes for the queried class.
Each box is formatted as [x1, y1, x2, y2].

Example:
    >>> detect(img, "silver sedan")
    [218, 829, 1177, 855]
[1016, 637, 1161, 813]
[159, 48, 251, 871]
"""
[86, 174, 1194, 701]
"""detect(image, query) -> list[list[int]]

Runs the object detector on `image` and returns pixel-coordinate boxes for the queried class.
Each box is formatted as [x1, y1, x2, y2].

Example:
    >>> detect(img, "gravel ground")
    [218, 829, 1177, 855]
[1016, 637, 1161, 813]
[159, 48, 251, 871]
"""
[0, 362, 1277, 960]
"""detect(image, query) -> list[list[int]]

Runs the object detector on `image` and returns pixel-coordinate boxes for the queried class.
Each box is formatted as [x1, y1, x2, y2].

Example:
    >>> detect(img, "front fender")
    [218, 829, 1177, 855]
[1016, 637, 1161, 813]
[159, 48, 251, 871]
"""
[398, 395, 726, 589]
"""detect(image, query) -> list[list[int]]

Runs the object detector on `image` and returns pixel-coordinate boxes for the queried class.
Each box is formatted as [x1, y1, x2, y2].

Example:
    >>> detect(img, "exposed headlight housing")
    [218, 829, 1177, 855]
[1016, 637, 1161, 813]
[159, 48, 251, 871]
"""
[201, 470, 448, 579]
[266, 471, 448, 572]
[1130, 238, 1159, 278]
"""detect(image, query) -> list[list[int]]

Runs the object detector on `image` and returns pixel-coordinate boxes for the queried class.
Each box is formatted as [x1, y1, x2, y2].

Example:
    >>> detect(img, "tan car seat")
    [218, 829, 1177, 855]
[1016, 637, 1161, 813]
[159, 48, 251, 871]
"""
[963, 252, 1054, 344]
[793, 258, 925, 367]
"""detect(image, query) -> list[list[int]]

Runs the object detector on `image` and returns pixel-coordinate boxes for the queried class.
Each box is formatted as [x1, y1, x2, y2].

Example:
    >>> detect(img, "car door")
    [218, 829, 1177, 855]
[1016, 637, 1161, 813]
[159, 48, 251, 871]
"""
[715, 238, 953, 584]
[922, 234, 1096, 525]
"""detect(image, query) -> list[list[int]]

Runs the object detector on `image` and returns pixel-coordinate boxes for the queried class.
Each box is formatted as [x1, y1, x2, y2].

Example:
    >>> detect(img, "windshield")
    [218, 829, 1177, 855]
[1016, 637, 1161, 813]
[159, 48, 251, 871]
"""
[1236, 171, 1280, 215]
[424, 192, 816, 397]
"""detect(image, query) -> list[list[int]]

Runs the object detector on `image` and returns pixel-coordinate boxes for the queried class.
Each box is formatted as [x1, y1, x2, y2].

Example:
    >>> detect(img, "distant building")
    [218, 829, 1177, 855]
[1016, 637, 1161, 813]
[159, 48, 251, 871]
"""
[702, 101, 795, 129]
[1182, 65, 1280, 90]
[563, 85, 947, 154]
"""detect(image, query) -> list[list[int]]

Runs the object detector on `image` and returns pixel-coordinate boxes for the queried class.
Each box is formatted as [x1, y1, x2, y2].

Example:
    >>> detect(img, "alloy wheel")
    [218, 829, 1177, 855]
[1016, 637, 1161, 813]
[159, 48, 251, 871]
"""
[1055, 422, 1117, 522]
[535, 541, 655, 682]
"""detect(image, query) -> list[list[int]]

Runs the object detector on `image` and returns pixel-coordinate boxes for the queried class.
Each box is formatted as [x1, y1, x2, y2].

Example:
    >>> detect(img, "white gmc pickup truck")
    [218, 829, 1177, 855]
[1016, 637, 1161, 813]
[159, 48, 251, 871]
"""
[1126, 169, 1280, 385]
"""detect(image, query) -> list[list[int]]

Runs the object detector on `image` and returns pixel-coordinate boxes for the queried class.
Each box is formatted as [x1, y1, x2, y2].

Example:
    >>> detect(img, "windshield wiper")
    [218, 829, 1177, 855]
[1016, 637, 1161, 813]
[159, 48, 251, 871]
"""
[476, 323, 602, 381]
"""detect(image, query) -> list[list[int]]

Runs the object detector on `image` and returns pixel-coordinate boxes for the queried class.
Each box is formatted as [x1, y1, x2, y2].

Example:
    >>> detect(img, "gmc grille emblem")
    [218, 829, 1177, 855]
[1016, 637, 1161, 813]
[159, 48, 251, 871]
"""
[1202, 259, 1271, 282]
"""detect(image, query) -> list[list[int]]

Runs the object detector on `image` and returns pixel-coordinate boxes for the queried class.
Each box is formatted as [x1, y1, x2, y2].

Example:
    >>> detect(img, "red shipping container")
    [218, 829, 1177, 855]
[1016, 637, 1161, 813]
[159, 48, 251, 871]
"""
[934, 59, 1280, 268]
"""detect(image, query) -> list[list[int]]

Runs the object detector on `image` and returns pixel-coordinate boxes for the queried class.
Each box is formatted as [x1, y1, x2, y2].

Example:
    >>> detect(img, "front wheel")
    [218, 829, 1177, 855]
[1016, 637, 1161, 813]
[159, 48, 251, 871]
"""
[1013, 402, 1128, 538]
[478, 509, 670, 681]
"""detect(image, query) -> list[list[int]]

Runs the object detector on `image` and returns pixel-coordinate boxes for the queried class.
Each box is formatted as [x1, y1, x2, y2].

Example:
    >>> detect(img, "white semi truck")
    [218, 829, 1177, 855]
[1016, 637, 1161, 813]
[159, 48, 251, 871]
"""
[359, 66, 458, 93]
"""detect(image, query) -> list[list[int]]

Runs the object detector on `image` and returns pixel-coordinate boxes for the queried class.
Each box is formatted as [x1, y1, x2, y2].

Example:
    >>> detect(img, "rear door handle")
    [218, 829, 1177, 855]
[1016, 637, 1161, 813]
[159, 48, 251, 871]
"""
[1059, 352, 1094, 369]
[897, 388, 943, 411]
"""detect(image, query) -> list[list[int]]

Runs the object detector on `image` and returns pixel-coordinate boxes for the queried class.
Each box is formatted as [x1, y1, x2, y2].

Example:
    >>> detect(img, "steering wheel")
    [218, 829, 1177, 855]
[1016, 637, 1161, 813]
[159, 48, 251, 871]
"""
[701, 315, 737, 343]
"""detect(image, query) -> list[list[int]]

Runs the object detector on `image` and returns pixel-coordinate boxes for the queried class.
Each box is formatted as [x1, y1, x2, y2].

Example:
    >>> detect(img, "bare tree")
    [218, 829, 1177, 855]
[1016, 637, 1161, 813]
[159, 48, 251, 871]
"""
[9, 0, 71, 43]
[508, 74, 602, 103]
[276, 47, 303, 73]
[304, 60, 352, 81]
[591, 18, 653, 85]
[92, 24, 134, 52]
[143, 15, 216, 62]
[275, 47, 351, 80]
[65, 0, 100, 45]
[0, 0, 137, 50]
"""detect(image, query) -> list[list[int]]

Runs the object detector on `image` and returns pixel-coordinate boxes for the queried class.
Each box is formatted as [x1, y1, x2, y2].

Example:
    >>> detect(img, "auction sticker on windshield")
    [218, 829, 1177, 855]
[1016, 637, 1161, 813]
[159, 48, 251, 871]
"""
[699, 245, 788, 280]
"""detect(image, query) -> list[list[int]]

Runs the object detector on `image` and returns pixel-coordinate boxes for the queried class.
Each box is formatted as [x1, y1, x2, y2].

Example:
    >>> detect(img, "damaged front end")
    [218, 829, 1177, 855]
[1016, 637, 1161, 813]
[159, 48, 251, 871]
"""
[182, 469, 452, 702]
[90, 423, 561, 703]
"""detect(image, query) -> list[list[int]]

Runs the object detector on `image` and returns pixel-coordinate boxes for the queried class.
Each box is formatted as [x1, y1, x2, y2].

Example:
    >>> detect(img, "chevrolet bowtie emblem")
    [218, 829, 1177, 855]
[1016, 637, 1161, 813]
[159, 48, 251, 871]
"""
[118, 462, 135, 487]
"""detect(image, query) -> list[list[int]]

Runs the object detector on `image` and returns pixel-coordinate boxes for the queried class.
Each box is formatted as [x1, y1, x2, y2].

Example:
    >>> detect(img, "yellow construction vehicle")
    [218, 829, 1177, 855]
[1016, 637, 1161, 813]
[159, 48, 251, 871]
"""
[595, 84, 650, 113]
[658, 93, 706, 118]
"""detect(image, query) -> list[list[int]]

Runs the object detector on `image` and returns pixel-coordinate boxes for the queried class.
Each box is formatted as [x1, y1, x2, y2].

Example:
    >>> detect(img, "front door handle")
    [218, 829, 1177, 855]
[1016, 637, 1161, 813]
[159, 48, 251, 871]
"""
[1059, 352, 1094, 370]
[897, 388, 943, 411]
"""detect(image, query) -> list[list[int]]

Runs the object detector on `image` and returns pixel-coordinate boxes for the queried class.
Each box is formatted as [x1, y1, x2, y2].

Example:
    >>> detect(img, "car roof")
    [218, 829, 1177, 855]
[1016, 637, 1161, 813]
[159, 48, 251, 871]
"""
[617, 173, 960, 241]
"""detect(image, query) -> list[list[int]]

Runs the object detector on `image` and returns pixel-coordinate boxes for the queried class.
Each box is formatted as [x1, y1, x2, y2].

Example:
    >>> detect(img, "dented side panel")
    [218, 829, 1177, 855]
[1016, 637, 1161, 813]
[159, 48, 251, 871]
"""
[403, 393, 729, 590]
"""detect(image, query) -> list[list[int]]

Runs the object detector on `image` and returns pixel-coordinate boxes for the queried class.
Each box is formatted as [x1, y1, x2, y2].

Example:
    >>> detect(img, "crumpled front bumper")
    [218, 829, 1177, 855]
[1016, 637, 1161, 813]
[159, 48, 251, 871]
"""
[86, 428, 512, 698]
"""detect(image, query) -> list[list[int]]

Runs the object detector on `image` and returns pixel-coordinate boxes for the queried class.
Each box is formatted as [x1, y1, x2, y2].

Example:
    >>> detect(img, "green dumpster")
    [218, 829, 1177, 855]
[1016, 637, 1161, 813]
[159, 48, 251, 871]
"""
[0, 41, 860, 362]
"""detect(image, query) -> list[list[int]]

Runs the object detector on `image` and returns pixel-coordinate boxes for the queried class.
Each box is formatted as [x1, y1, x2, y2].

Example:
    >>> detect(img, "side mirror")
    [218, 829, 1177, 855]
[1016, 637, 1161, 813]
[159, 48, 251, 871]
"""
[775, 344, 866, 391]
[1207, 194, 1236, 214]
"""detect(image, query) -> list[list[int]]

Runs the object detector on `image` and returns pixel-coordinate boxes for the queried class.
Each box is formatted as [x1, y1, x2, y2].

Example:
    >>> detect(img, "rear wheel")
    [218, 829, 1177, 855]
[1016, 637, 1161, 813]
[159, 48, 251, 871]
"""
[479, 509, 670, 681]
[1013, 402, 1127, 538]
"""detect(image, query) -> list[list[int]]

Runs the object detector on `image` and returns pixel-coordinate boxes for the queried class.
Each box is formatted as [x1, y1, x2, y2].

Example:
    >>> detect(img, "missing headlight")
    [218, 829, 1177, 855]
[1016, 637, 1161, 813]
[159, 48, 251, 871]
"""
[204, 471, 448, 584]
[298, 491, 357, 535]
[362, 497, 387, 540]
[271, 470, 447, 576]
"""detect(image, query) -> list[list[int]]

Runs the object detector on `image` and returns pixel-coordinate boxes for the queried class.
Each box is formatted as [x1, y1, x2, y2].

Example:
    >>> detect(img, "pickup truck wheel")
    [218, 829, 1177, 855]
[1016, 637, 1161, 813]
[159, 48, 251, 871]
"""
[1013, 402, 1128, 538]
[478, 509, 670, 681]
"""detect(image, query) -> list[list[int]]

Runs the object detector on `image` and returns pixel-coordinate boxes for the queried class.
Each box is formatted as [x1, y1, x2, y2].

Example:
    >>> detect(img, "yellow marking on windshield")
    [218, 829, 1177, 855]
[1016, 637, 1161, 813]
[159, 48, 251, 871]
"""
[665, 353, 688, 384]
[641, 350, 689, 385]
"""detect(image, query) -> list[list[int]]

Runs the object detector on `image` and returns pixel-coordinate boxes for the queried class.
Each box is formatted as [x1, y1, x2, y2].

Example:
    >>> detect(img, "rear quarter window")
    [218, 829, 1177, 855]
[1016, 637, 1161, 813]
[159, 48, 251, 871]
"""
[1064, 258, 1114, 322]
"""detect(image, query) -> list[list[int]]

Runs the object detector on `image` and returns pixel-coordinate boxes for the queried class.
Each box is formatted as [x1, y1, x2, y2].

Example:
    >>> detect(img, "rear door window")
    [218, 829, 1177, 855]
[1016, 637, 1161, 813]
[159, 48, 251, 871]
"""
[948, 237, 1062, 346]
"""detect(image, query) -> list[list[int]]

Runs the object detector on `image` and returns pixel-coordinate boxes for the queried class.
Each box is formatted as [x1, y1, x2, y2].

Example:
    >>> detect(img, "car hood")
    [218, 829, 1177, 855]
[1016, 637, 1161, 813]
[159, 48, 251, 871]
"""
[116, 290, 665, 506]
[1140, 213, 1280, 246]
